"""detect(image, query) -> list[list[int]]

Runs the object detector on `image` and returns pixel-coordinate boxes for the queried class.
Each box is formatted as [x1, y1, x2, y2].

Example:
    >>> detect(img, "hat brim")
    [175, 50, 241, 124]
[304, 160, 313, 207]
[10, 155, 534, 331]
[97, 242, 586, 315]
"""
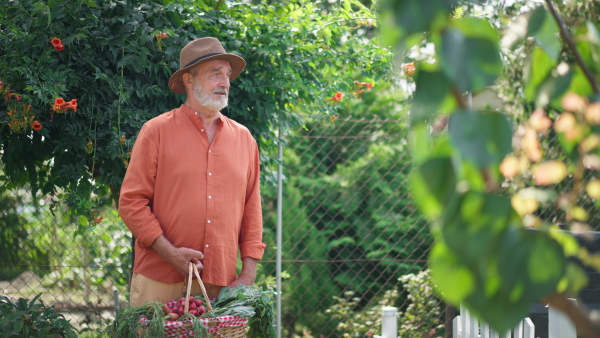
[168, 54, 246, 94]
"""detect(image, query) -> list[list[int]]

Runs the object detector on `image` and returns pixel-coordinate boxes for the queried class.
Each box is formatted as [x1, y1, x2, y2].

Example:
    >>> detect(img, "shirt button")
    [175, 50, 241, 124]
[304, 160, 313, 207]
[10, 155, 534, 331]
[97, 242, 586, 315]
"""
[207, 220, 211, 224]
[201, 129, 205, 132]
[205, 244, 209, 248]
[208, 173, 212, 176]
[209, 150, 212, 153]
[208, 196, 212, 199]
[195, 112, 198, 115]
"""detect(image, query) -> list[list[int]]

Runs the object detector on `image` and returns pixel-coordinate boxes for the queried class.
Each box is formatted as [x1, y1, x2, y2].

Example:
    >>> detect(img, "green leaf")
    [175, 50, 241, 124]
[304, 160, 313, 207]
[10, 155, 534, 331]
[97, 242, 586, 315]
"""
[438, 28, 502, 92]
[497, 228, 565, 302]
[377, 0, 456, 36]
[454, 17, 499, 42]
[558, 262, 589, 295]
[441, 193, 512, 265]
[411, 157, 457, 218]
[410, 123, 432, 165]
[448, 110, 513, 168]
[566, 66, 595, 98]
[528, 234, 566, 284]
[429, 240, 475, 305]
[456, 227, 565, 334]
[14, 318, 23, 332]
[78, 216, 88, 226]
[530, 7, 560, 60]
[524, 46, 557, 101]
[410, 71, 451, 125]
[536, 65, 573, 107]
[578, 22, 600, 74]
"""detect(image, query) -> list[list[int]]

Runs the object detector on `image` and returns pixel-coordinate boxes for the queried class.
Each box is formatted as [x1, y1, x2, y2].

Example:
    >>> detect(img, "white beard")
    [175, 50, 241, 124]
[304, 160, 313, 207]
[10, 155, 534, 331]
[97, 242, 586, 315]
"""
[192, 79, 228, 112]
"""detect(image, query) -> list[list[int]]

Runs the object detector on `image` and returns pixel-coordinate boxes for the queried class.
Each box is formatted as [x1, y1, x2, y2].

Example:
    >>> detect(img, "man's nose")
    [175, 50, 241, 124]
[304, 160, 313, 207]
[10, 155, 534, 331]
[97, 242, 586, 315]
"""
[219, 76, 230, 89]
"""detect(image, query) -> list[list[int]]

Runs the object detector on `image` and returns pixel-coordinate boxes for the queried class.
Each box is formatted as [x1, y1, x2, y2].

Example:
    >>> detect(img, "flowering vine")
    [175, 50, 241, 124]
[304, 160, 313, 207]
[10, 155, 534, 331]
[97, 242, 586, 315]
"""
[53, 97, 78, 113]
[50, 37, 65, 51]
[330, 91, 344, 103]
[402, 62, 416, 77]
[155, 32, 168, 52]
[31, 120, 42, 131]
[353, 81, 373, 97]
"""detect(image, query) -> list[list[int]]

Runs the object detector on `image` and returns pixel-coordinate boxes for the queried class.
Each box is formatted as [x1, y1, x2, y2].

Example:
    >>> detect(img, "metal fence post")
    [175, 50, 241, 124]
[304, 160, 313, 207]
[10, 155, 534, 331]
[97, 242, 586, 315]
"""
[276, 119, 283, 338]
[381, 306, 398, 338]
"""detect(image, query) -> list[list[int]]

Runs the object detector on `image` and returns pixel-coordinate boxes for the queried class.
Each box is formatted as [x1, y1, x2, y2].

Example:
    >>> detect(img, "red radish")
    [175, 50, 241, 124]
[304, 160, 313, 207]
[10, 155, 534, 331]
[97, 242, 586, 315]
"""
[194, 299, 203, 306]
[166, 313, 180, 321]
[198, 305, 206, 314]
[189, 309, 198, 316]
[188, 296, 195, 302]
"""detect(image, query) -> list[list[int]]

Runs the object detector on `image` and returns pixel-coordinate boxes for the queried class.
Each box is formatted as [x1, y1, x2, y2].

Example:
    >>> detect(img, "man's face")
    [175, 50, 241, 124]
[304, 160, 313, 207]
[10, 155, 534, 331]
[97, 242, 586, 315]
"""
[191, 59, 232, 112]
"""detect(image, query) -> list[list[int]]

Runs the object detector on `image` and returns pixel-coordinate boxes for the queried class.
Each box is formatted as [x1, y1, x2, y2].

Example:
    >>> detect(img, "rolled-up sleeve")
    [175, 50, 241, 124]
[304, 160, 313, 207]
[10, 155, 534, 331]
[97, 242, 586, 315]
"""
[239, 138, 267, 259]
[118, 124, 164, 248]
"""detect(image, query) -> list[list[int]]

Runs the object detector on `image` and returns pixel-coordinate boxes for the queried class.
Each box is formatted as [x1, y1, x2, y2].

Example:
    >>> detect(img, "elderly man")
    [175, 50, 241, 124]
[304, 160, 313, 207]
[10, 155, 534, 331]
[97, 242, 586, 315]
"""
[119, 37, 266, 307]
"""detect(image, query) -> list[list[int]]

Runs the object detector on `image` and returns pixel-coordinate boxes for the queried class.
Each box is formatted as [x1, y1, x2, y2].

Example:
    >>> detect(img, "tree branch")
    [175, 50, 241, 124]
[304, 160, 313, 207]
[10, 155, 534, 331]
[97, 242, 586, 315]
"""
[544, 0, 600, 95]
[544, 292, 600, 338]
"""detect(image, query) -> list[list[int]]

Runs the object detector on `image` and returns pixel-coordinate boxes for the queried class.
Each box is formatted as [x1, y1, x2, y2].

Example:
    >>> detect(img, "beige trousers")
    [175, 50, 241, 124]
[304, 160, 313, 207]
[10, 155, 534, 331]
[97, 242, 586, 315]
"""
[129, 273, 222, 308]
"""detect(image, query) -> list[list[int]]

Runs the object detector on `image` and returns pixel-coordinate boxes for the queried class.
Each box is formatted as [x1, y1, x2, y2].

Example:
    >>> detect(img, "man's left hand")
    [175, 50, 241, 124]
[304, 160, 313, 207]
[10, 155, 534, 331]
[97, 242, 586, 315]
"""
[227, 257, 258, 288]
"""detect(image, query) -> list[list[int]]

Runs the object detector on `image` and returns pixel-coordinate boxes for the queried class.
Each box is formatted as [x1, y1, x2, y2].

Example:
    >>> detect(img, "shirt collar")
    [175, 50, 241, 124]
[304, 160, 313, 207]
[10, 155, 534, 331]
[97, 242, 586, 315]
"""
[179, 104, 226, 123]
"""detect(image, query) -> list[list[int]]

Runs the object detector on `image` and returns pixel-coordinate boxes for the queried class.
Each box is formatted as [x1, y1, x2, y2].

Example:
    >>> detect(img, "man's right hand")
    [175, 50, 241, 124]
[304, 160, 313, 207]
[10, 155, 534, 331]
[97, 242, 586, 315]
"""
[151, 235, 204, 277]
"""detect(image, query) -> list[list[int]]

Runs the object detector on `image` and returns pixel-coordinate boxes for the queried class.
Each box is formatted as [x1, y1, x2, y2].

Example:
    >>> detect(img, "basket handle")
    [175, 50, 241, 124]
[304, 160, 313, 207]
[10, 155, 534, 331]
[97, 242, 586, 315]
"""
[184, 262, 214, 314]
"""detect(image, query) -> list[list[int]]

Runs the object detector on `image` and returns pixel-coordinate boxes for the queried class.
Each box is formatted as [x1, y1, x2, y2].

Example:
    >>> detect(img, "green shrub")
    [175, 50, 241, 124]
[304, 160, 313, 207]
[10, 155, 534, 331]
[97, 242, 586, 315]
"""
[326, 269, 443, 338]
[0, 293, 78, 337]
[397, 270, 444, 338]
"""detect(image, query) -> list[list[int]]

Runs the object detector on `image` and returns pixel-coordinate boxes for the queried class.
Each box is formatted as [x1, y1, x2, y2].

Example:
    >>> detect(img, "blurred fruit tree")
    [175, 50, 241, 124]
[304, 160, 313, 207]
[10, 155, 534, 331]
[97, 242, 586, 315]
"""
[378, 0, 600, 336]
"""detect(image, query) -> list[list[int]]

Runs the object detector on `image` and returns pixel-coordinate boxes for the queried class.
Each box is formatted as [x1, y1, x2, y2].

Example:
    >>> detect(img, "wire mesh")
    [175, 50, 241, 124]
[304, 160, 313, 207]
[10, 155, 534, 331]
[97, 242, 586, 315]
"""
[1, 118, 447, 337]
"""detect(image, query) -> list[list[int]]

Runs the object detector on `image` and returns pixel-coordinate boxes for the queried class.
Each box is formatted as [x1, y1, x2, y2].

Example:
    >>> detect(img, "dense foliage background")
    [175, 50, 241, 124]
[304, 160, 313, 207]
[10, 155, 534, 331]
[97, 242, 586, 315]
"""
[8, 0, 600, 336]
[379, 0, 600, 335]
[1, 0, 437, 337]
[0, 0, 392, 280]
[0, 0, 391, 215]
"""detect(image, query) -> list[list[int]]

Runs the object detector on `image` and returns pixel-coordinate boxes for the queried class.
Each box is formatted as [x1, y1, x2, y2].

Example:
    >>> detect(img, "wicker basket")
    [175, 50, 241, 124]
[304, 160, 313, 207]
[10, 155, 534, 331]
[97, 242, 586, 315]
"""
[205, 319, 247, 338]
[143, 263, 248, 338]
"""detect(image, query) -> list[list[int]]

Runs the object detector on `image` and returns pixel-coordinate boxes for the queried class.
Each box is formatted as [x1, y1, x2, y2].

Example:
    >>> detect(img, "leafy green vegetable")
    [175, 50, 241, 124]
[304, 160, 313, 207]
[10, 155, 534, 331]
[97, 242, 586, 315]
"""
[0, 294, 78, 338]
[111, 285, 275, 338]
[247, 291, 276, 338]
[210, 285, 276, 338]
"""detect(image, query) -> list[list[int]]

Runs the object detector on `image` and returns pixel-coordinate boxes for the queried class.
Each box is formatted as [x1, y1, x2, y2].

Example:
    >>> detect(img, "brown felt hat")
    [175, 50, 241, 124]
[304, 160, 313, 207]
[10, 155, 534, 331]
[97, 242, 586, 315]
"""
[168, 37, 246, 94]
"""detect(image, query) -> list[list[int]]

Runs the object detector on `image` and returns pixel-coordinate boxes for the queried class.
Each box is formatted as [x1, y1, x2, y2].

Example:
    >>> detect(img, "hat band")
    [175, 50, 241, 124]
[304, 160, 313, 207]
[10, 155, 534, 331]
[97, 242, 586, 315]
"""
[183, 53, 224, 68]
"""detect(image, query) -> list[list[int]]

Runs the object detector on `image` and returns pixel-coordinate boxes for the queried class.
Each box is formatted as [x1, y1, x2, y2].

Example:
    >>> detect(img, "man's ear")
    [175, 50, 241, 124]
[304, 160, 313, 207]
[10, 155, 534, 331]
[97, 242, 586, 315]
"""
[182, 73, 193, 91]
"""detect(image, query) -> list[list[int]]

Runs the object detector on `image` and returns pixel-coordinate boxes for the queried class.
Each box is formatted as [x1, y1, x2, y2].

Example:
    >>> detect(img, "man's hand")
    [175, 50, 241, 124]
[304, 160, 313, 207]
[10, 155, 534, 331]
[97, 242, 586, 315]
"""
[151, 235, 204, 277]
[227, 257, 258, 288]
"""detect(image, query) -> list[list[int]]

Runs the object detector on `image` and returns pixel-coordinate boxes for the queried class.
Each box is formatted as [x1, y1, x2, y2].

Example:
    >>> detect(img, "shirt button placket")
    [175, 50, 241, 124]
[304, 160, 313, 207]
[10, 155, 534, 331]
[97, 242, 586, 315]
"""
[206, 147, 213, 255]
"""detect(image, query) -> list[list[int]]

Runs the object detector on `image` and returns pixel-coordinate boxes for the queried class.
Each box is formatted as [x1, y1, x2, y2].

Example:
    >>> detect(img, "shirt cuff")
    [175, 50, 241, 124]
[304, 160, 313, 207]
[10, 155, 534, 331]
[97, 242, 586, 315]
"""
[240, 241, 267, 260]
[135, 219, 164, 249]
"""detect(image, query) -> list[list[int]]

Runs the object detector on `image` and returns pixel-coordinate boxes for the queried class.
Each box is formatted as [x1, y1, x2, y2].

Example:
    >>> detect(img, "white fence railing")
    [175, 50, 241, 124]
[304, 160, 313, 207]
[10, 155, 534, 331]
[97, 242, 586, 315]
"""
[453, 303, 576, 338]
[374, 302, 577, 338]
[453, 304, 535, 338]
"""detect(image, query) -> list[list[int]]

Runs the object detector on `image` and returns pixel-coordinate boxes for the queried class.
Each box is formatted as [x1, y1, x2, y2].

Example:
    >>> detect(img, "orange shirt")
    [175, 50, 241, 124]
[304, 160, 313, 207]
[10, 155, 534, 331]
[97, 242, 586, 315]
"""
[118, 104, 266, 286]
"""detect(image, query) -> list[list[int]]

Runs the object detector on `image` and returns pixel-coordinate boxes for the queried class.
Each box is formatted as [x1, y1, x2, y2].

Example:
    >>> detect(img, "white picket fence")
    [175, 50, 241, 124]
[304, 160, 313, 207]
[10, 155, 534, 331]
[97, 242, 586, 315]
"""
[453, 304, 535, 338]
[374, 302, 577, 338]
[453, 303, 576, 338]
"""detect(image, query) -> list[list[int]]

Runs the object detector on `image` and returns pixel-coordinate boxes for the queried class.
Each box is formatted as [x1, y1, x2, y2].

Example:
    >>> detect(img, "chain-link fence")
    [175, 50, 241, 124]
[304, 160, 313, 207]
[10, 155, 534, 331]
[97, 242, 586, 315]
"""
[259, 117, 440, 337]
[6, 116, 557, 337]
[1, 116, 443, 337]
